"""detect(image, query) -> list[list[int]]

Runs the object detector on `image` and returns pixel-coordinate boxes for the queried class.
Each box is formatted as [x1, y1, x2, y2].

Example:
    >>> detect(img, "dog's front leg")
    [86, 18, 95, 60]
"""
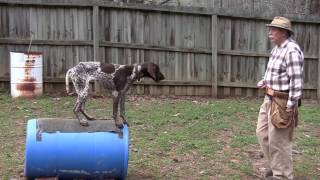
[119, 93, 129, 126]
[112, 91, 123, 128]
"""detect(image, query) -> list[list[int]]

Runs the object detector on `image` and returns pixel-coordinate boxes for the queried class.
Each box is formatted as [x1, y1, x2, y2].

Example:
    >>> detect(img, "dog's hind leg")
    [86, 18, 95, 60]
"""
[80, 99, 95, 121]
[73, 96, 89, 126]
[112, 91, 123, 129]
[119, 94, 129, 126]
[73, 79, 90, 126]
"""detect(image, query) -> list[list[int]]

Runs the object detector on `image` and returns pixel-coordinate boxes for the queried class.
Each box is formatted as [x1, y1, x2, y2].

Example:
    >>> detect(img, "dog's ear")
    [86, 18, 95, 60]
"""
[146, 63, 157, 81]
[141, 62, 164, 82]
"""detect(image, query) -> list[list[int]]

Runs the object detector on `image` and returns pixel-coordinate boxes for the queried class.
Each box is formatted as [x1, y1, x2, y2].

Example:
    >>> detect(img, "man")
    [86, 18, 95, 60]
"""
[256, 16, 304, 180]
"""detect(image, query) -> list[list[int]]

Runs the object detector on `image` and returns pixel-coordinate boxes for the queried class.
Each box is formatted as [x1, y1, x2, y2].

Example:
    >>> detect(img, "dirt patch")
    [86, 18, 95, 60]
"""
[246, 147, 268, 179]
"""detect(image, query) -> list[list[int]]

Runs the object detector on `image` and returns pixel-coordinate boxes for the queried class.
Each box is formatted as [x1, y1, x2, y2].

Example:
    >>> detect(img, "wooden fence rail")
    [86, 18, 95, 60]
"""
[0, 0, 319, 99]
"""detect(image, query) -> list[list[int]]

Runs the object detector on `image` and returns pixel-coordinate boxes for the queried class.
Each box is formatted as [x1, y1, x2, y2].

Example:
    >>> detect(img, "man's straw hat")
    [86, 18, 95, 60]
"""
[266, 16, 293, 34]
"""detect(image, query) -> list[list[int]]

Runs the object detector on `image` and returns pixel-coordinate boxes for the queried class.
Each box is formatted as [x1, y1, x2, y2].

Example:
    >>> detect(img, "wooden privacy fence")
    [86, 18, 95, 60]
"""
[0, 0, 319, 99]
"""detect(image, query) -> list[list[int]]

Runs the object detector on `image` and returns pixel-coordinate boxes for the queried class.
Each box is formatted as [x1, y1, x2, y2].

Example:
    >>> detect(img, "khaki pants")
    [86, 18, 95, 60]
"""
[256, 96, 295, 180]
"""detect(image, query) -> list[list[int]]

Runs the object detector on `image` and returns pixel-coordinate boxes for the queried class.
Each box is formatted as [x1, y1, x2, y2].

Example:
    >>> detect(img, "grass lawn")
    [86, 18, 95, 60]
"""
[0, 92, 319, 179]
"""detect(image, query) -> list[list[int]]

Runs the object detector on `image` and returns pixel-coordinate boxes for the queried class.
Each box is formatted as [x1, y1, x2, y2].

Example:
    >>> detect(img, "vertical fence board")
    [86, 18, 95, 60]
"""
[211, 15, 218, 98]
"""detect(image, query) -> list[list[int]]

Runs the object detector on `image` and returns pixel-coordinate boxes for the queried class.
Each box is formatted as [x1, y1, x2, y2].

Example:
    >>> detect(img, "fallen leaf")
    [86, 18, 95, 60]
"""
[230, 159, 240, 164]
[303, 133, 310, 138]
[173, 157, 180, 163]
[172, 113, 180, 117]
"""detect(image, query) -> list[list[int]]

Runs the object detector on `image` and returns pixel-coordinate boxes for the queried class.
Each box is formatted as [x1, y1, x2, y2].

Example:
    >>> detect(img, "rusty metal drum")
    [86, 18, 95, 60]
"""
[10, 52, 43, 98]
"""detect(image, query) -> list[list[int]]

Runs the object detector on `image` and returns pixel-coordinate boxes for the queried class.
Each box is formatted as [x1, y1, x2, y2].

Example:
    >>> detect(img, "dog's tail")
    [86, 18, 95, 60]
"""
[65, 69, 71, 94]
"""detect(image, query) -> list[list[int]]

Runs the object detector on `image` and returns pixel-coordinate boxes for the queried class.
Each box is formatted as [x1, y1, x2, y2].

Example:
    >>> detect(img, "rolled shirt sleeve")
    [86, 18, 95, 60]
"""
[286, 50, 304, 108]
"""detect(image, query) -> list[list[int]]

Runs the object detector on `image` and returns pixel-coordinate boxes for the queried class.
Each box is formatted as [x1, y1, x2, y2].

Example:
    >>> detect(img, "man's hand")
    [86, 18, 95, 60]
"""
[257, 80, 266, 89]
[286, 107, 294, 121]
[286, 107, 293, 112]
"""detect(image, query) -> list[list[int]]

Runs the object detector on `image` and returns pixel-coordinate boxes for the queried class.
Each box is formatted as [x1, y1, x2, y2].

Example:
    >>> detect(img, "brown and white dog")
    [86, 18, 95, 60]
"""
[66, 62, 165, 128]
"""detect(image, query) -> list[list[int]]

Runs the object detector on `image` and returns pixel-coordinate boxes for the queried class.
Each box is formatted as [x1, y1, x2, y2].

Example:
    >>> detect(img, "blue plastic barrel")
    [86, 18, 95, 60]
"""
[24, 119, 129, 180]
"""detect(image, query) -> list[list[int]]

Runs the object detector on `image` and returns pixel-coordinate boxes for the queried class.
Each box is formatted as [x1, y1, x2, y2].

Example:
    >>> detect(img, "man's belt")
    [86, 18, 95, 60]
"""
[265, 87, 289, 99]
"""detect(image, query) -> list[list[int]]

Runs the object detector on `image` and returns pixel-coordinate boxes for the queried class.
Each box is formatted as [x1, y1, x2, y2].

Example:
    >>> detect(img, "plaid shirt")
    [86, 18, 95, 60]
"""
[263, 38, 304, 107]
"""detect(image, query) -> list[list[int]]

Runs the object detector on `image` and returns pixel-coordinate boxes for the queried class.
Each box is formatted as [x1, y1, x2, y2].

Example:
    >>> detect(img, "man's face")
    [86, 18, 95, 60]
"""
[268, 27, 287, 45]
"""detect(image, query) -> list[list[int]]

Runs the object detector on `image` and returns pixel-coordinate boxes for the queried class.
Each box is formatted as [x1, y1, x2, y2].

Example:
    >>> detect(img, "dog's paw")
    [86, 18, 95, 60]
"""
[79, 120, 89, 126]
[120, 115, 129, 126]
[123, 121, 130, 127]
[116, 123, 124, 129]
[114, 116, 123, 129]
[87, 116, 96, 121]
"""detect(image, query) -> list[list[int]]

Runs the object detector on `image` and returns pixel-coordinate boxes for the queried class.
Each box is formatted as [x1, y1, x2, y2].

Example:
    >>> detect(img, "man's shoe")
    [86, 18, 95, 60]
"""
[264, 169, 273, 177]
[265, 177, 279, 180]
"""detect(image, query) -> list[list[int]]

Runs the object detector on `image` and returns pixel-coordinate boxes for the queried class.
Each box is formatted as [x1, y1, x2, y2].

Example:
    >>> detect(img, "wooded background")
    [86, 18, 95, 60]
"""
[0, 0, 319, 99]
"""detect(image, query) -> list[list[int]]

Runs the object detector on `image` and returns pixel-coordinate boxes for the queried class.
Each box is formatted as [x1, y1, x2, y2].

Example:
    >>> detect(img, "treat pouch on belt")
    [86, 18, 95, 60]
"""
[266, 88, 299, 128]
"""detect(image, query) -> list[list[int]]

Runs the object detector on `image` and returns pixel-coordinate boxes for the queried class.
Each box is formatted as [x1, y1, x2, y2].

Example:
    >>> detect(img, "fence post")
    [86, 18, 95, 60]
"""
[211, 15, 218, 98]
[93, 5, 100, 93]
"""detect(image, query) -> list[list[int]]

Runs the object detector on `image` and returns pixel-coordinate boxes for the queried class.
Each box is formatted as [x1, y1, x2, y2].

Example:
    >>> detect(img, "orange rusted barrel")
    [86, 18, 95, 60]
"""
[10, 52, 43, 98]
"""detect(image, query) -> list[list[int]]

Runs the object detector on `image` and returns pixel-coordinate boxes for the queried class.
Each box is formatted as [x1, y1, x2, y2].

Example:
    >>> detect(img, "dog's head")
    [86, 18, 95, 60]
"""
[139, 62, 165, 82]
